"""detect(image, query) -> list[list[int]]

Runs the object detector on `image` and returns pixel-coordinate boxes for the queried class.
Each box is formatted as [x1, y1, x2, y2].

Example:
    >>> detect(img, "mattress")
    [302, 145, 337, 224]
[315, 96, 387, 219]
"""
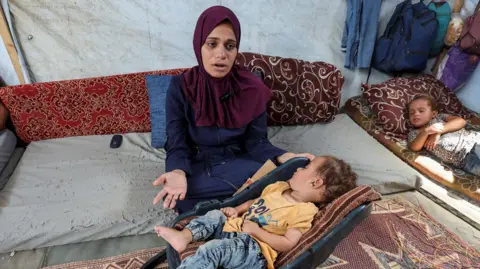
[344, 96, 480, 226]
[0, 133, 177, 253]
[0, 114, 418, 252]
[268, 114, 420, 194]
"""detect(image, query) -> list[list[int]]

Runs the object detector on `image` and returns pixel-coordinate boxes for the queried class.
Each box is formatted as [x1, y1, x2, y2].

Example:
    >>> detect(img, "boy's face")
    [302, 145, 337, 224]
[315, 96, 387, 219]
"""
[408, 99, 437, 128]
[289, 157, 325, 192]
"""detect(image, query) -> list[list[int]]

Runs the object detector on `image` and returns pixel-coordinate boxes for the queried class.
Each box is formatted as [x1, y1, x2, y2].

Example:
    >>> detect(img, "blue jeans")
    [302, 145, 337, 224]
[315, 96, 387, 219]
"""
[463, 144, 480, 176]
[179, 210, 267, 269]
[341, 0, 382, 68]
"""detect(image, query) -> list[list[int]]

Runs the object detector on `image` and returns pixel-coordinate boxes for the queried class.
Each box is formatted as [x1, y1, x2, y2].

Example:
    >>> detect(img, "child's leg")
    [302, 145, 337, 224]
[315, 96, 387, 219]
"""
[155, 210, 227, 253]
[463, 147, 480, 176]
[177, 233, 267, 269]
[184, 209, 228, 241]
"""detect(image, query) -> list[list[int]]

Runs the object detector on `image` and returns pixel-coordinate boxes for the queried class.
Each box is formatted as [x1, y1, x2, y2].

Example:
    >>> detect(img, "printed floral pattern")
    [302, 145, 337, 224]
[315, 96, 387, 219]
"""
[236, 52, 344, 126]
[0, 69, 186, 142]
[345, 96, 480, 201]
[361, 75, 475, 136]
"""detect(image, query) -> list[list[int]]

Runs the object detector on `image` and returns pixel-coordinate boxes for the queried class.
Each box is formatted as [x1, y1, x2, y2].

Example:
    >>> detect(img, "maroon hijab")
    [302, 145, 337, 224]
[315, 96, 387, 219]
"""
[182, 6, 271, 129]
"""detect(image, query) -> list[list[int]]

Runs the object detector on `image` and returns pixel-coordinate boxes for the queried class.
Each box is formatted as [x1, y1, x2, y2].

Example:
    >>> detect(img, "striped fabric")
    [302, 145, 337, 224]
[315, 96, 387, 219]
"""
[176, 185, 381, 266]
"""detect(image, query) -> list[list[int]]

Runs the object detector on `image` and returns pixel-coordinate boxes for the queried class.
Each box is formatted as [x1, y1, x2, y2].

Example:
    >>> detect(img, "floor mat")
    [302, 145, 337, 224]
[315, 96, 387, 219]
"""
[40, 198, 480, 269]
[318, 197, 480, 268]
[41, 247, 167, 269]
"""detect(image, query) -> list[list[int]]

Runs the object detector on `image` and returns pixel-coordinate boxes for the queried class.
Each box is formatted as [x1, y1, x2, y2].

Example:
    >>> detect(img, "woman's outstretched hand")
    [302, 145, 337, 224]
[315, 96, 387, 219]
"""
[153, 170, 187, 209]
[276, 152, 315, 164]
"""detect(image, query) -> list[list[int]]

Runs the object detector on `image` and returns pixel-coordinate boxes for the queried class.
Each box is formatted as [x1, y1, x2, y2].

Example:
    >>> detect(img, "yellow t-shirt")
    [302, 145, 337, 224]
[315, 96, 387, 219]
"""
[223, 182, 319, 269]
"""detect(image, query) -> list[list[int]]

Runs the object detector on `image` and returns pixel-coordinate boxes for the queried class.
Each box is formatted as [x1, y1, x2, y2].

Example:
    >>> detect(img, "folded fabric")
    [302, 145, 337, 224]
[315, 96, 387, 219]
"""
[145, 75, 173, 148]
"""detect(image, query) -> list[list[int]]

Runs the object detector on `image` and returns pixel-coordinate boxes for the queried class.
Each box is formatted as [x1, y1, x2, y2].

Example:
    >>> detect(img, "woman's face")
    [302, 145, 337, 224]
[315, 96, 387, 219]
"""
[201, 22, 237, 78]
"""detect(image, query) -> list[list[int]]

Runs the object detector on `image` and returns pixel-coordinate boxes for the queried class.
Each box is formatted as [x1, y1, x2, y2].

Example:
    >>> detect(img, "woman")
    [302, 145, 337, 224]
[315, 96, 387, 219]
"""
[152, 5, 314, 213]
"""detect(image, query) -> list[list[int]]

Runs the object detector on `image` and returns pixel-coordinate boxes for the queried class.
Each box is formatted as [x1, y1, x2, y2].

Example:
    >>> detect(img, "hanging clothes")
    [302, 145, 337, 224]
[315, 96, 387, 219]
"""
[341, 0, 383, 69]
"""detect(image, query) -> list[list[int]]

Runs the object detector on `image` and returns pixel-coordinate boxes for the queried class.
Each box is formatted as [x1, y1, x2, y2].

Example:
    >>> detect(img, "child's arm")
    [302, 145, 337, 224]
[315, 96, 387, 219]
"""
[409, 130, 430, 152]
[409, 121, 448, 152]
[221, 199, 255, 217]
[441, 115, 467, 133]
[243, 221, 302, 252]
[234, 199, 255, 215]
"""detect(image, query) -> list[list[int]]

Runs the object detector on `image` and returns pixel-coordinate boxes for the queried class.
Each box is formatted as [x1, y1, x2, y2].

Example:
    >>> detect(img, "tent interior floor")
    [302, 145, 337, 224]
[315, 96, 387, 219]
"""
[1, 190, 479, 269]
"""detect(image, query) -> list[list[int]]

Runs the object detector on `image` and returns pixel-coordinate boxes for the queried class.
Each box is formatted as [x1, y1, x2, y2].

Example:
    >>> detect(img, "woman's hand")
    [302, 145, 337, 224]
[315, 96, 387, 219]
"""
[276, 152, 315, 164]
[424, 134, 441, 151]
[220, 207, 239, 218]
[153, 170, 187, 209]
[242, 220, 261, 235]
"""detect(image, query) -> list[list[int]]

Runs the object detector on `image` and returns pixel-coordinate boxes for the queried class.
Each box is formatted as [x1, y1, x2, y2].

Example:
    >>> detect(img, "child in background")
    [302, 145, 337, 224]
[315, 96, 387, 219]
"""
[407, 94, 480, 175]
[154, 156, 357, 269]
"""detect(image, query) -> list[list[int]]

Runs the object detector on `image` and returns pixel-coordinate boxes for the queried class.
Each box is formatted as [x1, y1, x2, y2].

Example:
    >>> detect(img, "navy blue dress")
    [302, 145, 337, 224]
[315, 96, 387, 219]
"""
[165, 75, 287, 213]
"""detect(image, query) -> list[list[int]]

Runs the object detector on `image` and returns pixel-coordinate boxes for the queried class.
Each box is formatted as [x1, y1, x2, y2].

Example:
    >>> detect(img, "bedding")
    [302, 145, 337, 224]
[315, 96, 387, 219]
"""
[361, 75, 474, 138]
[0, 133, 177, 253]
[0, 68, 185, 143]
[267, 114, 420, 194]
[236, 52, 344, 126]
[345, 96, 480, 201]
[0, 114, 418, 253]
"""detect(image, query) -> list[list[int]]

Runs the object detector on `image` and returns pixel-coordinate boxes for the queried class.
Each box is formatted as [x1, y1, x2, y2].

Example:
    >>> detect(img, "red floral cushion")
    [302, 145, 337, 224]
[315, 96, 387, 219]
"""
[0, 69, 185, 142]
[236, 52, 344, 126]
[362, 75, 474, 136]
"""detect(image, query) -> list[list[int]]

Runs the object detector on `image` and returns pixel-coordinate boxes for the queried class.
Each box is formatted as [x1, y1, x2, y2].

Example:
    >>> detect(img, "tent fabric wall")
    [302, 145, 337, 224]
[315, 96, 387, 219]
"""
[456, 65, 480, 113]
[6, 0, 406, 105]
[5, 0, 464, 105]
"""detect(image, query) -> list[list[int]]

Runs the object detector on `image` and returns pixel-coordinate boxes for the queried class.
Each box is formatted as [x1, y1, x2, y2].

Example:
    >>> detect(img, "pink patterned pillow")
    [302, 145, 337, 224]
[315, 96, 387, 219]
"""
[236, 52, 344, 126]
[362, 75, 473, 136]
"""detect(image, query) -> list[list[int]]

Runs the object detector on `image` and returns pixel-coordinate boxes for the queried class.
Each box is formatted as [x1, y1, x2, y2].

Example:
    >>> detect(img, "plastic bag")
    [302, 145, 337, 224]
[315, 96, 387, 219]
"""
[445, 13, 465, 46]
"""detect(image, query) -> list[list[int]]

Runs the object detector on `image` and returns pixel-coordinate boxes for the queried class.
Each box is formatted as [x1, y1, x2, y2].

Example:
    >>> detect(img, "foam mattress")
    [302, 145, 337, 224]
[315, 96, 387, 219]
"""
[0, 114, 419, 252]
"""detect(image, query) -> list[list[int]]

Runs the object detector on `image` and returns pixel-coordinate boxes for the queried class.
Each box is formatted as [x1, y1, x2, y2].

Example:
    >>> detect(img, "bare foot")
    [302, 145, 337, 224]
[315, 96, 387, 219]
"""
[154, 226, 192, 253]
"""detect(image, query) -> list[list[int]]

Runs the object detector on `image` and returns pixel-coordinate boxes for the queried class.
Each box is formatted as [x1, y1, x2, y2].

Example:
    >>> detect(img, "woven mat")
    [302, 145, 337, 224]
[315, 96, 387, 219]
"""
[42, 197, 480, 269]
[318, 198, 480, 268]
[42, 247, 168, 269]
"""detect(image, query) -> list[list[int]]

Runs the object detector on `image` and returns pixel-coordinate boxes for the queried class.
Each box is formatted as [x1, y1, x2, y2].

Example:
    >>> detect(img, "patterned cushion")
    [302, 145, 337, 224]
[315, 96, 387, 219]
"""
[0, 69, 185, 142]
[362, 75, 474, 136]
[177, 185, 381, 267]
[236, 52, 344, 126]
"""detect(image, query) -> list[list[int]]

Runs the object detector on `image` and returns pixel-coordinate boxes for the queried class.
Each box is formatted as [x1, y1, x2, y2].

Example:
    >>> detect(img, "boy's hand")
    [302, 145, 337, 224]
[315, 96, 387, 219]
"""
[424, 123, 444, 135]
[220, 207, 238, 218]
[424, 134, 441, 151]
[242, 220, 260, 235]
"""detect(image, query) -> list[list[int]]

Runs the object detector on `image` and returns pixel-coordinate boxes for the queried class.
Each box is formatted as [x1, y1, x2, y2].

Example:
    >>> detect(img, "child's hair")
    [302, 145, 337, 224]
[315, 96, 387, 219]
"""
[316, 156, 357, 202]
[408, 94, 439, 112]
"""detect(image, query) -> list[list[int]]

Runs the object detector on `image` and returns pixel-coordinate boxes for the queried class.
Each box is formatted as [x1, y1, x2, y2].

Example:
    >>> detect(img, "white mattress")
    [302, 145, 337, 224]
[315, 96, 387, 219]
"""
[0, 114, 419, 252]
[0, 133, 177, 253]
[267, 114, 420, 194]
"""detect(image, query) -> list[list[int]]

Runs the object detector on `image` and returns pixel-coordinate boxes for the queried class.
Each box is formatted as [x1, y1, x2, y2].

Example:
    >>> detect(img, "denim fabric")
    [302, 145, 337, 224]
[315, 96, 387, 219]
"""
[145, 75, 172, 148]
[342, 0, 382, 69]
[180, 210, 267, 269]
[341, 0, 354, 52]
[463, 144, 480, 176]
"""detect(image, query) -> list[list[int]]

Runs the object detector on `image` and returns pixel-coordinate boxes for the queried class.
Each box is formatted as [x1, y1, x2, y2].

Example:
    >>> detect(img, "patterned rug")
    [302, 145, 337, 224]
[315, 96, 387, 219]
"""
[42, 198, 480, 269]
[42, 247, 168, 269]
[318, 198, 480, 269]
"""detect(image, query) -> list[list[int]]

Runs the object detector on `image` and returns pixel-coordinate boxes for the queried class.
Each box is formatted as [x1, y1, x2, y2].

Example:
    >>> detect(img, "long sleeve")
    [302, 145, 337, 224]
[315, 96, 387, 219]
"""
[244, 111, 287, 163]
[165, 76, 192, 175]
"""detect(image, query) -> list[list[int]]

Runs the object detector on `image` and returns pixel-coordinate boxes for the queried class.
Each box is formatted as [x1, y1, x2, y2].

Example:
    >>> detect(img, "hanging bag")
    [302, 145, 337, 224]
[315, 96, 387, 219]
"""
[458, 1, 480, 55]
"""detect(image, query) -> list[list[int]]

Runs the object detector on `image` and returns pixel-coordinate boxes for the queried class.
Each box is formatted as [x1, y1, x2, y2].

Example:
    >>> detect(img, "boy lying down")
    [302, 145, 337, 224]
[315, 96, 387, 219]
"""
[155, 156, 357, 269]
